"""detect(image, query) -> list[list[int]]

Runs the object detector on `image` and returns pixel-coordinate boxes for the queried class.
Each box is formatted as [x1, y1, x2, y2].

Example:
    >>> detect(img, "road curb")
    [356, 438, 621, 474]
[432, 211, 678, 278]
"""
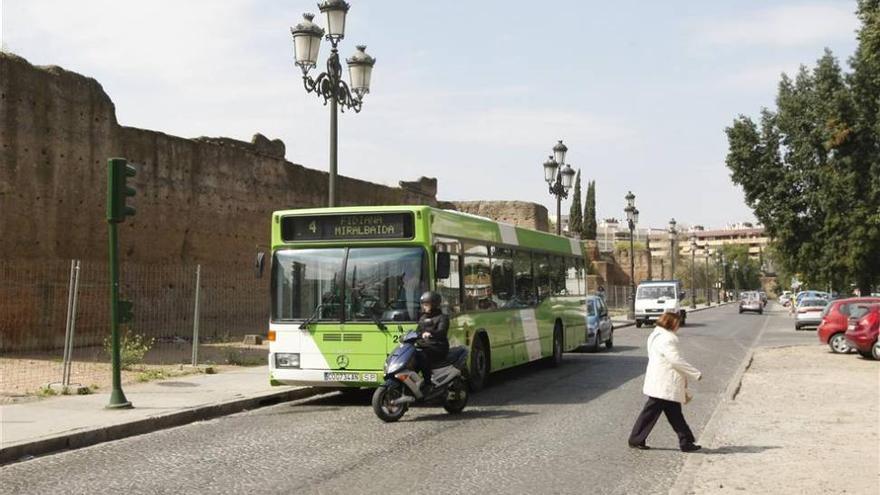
[0, 386, 324, 466]
[668, 311, 772, 495]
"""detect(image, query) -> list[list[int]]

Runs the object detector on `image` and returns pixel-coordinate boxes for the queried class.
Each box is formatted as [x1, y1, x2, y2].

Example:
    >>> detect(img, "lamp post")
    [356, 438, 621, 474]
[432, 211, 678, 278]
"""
[689, 234, 697, 309]
[705, 248, 712, 306]
[719, 251, 727, 302]
[733, 259, 740, 297]
[291, 3, 376, 207]
[668, 218, 678, 278]
[624, 191, 639, 318]
[542, 141, 576, 235]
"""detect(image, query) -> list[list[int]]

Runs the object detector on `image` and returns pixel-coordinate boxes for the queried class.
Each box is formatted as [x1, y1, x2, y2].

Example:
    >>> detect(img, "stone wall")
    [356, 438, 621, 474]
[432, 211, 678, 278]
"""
[445, 201, 550, 232]
[0, 53, 552, 350]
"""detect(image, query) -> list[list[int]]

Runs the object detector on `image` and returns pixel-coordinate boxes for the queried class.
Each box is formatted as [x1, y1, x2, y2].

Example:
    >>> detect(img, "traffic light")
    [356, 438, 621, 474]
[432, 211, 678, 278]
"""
[118, 300, 134, 324]
[107, 158, 137, 223]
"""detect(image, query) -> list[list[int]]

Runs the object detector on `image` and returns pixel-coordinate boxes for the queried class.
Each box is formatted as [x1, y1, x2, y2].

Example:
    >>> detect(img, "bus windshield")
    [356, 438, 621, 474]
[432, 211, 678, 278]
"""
[272, 247, 427, 323]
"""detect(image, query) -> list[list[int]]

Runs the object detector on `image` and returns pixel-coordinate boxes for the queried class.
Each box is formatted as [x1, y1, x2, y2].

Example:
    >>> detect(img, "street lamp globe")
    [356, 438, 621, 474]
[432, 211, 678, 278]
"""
[560, 164, 576, 191]
[690, 234, 697, 251]
[624, 205, 634, 222]
[318, 0, 350, 42]
[291, 13, 325, 74]
[625, 190, 635, 209]
[543, 156, 559, 184]
[669, 217, 677, 233]
[553, 140, 568, 165]
[633, 207, 639, 225]
[346, 45, 376, 99]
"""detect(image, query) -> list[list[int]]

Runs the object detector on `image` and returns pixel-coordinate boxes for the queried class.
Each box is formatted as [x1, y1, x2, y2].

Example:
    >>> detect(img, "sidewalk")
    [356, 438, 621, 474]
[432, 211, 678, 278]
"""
[0, 366, 321, 464]
[673, 345, 879, 494]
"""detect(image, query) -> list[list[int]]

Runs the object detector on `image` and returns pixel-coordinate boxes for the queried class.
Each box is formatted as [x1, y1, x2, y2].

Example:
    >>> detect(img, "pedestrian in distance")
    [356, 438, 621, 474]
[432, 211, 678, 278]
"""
[628, 311, 702, 452]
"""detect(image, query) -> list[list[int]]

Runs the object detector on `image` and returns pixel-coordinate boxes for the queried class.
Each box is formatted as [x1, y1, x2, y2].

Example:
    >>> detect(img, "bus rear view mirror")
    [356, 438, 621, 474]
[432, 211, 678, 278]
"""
[255, 252, 266, 279]
[436, 252, 451, 279]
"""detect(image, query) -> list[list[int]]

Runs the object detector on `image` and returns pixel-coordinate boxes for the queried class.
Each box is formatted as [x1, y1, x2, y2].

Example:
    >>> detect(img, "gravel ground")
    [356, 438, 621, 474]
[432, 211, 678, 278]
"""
[688, 345, 879, 494]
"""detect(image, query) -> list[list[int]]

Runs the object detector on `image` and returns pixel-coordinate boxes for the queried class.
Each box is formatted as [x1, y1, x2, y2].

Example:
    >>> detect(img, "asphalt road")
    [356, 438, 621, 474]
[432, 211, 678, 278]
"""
[0, 303, 814, 495]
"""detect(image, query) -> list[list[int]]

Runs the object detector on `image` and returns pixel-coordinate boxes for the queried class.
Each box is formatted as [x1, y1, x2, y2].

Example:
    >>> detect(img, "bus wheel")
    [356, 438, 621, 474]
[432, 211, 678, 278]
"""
[372, 381, 407, 422]
[468, 336, 489, 392]
[551, 327, 564, 367]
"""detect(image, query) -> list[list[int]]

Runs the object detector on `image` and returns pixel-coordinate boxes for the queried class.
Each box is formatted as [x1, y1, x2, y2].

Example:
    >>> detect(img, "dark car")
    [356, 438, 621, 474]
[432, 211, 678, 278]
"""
[817, 298, 880, 353]
[845, 304, 880, 360]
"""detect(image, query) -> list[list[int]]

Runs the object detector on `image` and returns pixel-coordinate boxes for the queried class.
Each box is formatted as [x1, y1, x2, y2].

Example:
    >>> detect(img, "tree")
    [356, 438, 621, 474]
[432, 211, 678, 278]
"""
[725, 1, 880, 294]
[583, 180, 597, 240]
[568, 170, 583, 237]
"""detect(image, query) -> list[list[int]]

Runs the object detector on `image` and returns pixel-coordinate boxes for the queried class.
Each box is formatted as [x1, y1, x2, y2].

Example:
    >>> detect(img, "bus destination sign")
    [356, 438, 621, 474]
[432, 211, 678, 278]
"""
[281, 213, 414, 242]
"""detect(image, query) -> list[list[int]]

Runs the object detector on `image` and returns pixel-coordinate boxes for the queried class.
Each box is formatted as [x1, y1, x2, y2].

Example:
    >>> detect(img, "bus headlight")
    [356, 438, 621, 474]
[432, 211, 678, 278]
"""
[275, 353, 300, 369]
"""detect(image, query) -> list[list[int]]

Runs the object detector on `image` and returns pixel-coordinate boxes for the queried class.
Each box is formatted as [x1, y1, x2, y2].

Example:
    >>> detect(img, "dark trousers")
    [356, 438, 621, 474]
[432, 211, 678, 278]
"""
[628, 397, 696, 448]
[414, 350, 431, 385]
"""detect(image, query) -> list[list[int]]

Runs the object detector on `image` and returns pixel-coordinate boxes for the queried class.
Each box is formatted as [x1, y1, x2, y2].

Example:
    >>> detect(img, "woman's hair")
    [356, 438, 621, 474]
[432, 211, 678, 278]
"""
[656, 312, 680, 330]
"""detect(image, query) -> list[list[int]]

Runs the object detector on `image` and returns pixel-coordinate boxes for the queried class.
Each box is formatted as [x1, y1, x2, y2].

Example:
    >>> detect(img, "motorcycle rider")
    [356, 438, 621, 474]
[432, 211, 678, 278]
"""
[415, 291, 450, 393]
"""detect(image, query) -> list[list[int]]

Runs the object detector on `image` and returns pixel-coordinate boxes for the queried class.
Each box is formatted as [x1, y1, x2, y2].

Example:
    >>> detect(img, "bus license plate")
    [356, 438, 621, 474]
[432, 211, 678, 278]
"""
[324, 372, 377, 382]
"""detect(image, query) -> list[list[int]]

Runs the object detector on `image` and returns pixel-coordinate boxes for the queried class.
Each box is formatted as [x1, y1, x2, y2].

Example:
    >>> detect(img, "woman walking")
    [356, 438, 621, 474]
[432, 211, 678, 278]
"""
[628, 311, 702, 452]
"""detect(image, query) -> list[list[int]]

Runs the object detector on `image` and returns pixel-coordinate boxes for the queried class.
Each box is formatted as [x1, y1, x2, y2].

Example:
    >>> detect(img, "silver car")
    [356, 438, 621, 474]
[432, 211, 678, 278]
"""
[795, 298, 829, 330]
[739, 292, 763, 314]
[583, 295, 613, 352]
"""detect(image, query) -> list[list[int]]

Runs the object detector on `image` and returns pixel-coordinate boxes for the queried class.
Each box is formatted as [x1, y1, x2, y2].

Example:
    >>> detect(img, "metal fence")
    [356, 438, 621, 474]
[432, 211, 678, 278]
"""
[0, 260, 268, 400]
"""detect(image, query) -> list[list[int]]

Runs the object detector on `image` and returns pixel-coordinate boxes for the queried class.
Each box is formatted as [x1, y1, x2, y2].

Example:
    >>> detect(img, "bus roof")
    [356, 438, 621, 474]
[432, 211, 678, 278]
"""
[272, 205, 582, 257]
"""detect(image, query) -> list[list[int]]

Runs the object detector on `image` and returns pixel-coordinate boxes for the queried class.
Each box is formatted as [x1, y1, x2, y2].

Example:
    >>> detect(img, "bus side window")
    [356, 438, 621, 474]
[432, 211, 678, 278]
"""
[514, 250, 535, 307]
[437, 254, 462, 314]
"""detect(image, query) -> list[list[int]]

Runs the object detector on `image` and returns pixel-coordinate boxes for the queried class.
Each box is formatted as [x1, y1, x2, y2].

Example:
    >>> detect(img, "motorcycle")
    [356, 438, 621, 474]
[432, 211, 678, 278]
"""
[371, 331, 469, 422]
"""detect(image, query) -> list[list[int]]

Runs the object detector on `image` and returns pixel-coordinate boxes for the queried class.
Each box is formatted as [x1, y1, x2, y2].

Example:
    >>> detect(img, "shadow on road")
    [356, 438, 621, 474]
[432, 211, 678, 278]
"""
[700, 445, 780, 454]
[408, 408, 537, 422]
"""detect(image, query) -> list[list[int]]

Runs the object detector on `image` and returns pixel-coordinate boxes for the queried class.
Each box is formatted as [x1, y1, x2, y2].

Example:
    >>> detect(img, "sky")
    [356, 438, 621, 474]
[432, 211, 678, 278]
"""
[0, 0, 861, 230]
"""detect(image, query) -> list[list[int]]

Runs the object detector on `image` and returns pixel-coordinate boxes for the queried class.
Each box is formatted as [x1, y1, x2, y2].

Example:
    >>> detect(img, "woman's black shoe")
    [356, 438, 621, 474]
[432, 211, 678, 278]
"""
[628, 443, 650, 450]
[681, 444, 702, 452]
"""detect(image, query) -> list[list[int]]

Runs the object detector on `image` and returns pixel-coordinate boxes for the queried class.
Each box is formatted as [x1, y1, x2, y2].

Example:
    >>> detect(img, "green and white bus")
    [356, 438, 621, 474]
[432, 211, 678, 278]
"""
[266, 205, 588, 391]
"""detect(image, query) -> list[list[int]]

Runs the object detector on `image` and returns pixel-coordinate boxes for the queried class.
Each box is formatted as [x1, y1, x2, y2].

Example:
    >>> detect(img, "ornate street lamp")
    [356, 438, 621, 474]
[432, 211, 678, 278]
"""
[668, 218, 678, 278]
[542, 140, 575, 235]
[689, 233, 697, 309]
[291, 4, 376, 207]
[624, 191, 638, 318]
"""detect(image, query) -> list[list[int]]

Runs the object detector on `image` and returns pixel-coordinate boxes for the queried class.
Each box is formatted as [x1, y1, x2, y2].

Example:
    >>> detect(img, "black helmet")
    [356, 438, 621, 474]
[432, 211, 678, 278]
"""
[419, 291, 442, 307]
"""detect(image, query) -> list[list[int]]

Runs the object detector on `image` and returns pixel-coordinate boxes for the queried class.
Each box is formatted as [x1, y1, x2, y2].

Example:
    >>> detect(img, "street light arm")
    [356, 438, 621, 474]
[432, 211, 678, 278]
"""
[301, 51, 363, 113]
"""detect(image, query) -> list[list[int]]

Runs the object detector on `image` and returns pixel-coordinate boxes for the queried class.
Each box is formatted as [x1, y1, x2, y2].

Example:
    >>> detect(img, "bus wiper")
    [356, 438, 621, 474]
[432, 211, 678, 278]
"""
[299, 304, 324, 330]
[370, 311, 388, 331]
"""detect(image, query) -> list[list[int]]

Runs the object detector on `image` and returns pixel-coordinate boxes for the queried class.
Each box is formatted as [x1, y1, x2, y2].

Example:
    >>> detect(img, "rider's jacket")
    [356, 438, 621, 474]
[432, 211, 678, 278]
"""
[416, 310, 450, 363]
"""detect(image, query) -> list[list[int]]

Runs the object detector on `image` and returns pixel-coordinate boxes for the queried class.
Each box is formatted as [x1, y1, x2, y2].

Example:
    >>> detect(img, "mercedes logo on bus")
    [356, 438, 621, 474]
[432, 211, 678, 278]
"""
[336, 355, 350, 369]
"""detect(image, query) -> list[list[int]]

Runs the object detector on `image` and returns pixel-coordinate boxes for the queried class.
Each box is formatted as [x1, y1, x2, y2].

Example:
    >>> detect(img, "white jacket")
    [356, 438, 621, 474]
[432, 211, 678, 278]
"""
[642, 326, 702, 403]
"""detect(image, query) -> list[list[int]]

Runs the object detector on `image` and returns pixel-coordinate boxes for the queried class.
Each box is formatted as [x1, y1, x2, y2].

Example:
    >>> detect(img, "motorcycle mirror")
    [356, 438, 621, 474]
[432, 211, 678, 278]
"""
[254, 251, 265, 279]
[436, 252, 451, 279]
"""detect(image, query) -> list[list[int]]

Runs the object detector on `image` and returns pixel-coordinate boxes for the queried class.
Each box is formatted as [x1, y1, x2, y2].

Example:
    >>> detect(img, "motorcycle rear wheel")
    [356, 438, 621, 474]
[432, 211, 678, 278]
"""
[443, 377, 468, 414]
[372, 382, 408, 422]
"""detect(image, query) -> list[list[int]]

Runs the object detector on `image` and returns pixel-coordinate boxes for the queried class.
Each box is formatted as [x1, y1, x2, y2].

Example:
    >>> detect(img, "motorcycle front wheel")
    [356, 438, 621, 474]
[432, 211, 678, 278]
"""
[372, 381, 408, 422]
[443, 377, 468, 414]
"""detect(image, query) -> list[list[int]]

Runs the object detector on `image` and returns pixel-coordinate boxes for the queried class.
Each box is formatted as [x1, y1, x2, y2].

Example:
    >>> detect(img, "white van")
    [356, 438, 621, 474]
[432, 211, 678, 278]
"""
[634, 280, 686, 328]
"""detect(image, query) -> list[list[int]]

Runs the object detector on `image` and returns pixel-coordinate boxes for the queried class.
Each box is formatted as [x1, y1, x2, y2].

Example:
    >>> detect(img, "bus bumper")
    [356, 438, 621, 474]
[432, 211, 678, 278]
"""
[270, 368, 384, 388]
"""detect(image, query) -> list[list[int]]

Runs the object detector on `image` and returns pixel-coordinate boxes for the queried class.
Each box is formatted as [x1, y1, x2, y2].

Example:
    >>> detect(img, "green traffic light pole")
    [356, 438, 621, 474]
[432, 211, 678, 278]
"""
[107, 157, 135, 409]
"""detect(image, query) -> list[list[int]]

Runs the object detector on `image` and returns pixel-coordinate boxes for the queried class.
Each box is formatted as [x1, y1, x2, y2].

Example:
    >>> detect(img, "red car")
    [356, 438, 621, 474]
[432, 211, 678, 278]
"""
[818, 298, 880, 353]
[845, 304, 880, 360]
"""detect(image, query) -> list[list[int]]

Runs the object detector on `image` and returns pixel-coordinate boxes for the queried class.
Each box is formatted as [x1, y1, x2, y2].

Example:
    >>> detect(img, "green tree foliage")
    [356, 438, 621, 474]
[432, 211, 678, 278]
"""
[568, 170, 583, 237]
[583, 180, 597, 240]
[725, 1, 880, 293]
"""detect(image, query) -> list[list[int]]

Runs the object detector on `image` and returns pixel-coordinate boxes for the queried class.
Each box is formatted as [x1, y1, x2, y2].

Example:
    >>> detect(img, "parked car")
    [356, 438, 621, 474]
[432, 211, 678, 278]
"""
[583, 295, 613, 352]
[780, 292, 793, 306]
[739, 292, 763, 314]
[795, 291, 830, 307]
[795, 298, 829, 330]
[845, 304, 880, 360]
[817, 298, 880, 353]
